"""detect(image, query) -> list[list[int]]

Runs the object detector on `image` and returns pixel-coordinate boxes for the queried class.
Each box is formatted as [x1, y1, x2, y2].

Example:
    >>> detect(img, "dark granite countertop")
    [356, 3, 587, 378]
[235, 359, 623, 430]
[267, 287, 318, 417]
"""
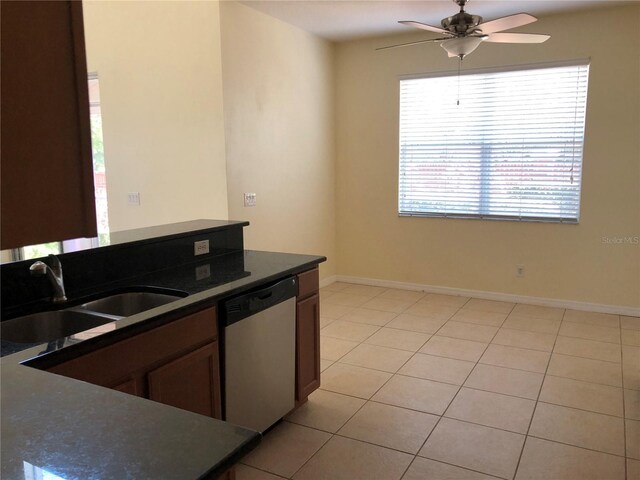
[1, 243, 326, 480]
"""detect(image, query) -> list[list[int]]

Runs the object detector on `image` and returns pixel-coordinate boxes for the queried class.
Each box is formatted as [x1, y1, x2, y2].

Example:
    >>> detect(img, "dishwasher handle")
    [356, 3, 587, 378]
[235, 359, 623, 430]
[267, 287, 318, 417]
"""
[222, 276, 297, 326]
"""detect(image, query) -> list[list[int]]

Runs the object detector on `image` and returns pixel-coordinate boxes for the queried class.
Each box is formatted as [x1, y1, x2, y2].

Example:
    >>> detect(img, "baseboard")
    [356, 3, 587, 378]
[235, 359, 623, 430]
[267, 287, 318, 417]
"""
[319, 275, 338, 289]
[333, 275, 640, 317]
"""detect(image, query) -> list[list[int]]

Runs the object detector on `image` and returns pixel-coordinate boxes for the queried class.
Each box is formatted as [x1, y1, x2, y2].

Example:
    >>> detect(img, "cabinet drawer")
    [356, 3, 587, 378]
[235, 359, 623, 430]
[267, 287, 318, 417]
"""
[297, 268, 319, 300]
[48, 306, 217, 387]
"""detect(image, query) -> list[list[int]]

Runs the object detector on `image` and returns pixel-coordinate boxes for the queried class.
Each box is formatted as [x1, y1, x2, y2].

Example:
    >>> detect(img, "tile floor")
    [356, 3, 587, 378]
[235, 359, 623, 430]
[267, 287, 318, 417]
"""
[237, 282, 640, 480]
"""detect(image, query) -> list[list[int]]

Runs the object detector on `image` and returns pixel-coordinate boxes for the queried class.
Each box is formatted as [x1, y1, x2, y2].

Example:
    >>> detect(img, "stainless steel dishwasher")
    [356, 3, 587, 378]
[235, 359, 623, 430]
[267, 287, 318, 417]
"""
[221, 277, 297, 432]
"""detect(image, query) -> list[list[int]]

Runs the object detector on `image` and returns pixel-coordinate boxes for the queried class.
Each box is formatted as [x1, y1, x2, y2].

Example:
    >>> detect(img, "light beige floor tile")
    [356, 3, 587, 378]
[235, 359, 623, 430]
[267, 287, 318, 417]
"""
[492, 328, 556, 352]
[320, 320, 380, 342]
[419, 335, 488, 362]
[628, 459, 640, 480]
[623, 352, 640, 391]
[449, 309, 507, 327]
[319, 287, 334, 297]
[365, 327, 431, 352]
[512, 304, 565, 321]
[321, 363, 392, 399]
[340, 307, 397, 326]
[323, 282, 353, 292]
[285, 389, 365, 433]
[324, 292, 371, 307]
[625, 389, 640, 420]
[402, 457, 497, 480]
[338, 401, 438, 454]
[539, 375, 624, 417]
[463, 299, 514, 315]
[480, 344, 550, 373]
[319, 316, 337, 329]
[529, 402, 625, 456]
[320, 336, 359, 361]
[419, 293, 470, 308]
[554, 335, 622, 363]
[372, 374, 459, 415]
[622, 329, 640, 347]
[564, 309, 620, 328]
[559, 321, 620, 344]
[242, 422, 331, 478]
[419, 418, 525, 479]
[445, 387, 535, 434]
[320, 359, 333, 372]
[361, 297, 415, 313]
[515, 437, 625, 480]
[386, 313, 448, 334]
[405, 302, 459, 320]
[438, 321, 498, 343]
[399, 353, 475, 385]
[292, 436, 413, 480]
[320, 303, 354, 320]
[464, 364, 543, 400]
[621, 316, 640, 331]
[339, 343, 413, 373]
[341, 284, 386, 298]
[235, 464, 287, 480]
[547, 353, 622, 387]
[502, 314, 562, 335]
[627, 419, 640, 459]
[378, 288, 425, 302]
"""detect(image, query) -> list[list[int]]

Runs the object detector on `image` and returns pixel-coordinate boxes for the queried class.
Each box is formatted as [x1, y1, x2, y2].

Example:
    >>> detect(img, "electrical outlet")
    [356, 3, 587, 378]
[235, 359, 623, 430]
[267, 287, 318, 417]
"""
[516, 264, 525, 277]
[127, 192, 141, 206]
[194, 240, 210, 256]
[244, 193, 257, 207]
[195, 264, 211, 280]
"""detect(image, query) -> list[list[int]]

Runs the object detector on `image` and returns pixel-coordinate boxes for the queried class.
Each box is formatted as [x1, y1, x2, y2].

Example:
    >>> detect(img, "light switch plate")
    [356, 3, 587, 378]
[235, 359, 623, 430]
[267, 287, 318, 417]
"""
[244, 193, 257, 207]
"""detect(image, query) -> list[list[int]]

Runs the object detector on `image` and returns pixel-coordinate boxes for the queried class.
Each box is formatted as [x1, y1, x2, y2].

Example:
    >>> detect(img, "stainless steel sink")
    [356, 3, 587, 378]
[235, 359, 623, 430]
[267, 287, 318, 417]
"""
[0, 310, 115, 344]
[78, 291, 183, 317]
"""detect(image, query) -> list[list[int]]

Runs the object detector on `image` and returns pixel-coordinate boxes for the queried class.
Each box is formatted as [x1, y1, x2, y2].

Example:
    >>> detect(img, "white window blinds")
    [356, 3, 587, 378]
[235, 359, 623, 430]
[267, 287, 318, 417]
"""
[398, 61, 590, 223]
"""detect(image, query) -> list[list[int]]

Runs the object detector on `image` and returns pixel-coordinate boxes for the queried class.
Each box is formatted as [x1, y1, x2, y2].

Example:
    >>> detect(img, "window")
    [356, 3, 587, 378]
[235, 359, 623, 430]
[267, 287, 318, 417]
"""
[398, 60, 590, 223]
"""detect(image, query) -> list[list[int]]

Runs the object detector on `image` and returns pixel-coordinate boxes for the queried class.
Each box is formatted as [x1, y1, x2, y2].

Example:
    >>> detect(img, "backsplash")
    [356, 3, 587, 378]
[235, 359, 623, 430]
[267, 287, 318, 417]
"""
[1, 220, 247, 318]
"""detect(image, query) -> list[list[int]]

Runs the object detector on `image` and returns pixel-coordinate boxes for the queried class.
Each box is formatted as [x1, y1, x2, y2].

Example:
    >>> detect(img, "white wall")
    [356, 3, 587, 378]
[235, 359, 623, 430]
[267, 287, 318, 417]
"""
[220, 2, 337, 278]
[335, 5, 640, 308]
[83, 0, 229, 232]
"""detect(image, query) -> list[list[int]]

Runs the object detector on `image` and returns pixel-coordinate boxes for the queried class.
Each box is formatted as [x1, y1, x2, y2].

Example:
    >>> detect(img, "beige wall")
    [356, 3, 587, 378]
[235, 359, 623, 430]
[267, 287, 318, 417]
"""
[83, 0, 229, 232]
[335, 5, 640, 307]
[220, 2, 336, 278]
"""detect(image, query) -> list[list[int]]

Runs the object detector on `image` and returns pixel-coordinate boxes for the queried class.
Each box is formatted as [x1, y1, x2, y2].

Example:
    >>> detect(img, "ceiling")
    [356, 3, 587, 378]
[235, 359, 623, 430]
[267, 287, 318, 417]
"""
[240, 0, 632, 41]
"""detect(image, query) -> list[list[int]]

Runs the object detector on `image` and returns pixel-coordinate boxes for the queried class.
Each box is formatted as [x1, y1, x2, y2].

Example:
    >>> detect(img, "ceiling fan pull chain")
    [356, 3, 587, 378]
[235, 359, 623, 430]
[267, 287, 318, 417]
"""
[457, 57, 461, 106]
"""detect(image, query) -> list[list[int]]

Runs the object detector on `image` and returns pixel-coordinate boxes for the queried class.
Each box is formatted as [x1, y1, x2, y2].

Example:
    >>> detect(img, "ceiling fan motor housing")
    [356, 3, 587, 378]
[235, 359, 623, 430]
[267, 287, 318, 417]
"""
[442, 12, 483, 35]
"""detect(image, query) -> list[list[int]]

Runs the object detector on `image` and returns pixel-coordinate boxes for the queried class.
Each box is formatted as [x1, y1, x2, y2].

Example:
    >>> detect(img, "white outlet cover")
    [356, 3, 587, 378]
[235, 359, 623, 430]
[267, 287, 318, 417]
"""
[127, 192, 141, 205]
[244, 193, 257, 207]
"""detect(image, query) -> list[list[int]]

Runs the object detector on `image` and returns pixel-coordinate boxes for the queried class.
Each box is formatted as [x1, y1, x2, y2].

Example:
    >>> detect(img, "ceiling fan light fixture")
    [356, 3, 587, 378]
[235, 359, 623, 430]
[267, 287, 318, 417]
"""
[440, 36, 484, 58]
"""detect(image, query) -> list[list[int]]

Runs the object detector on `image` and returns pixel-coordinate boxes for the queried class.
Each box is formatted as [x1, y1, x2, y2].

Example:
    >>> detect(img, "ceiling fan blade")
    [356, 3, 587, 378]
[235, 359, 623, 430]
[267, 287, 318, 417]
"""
[476, 13, 537, 34]
[399, 20, 451, 35]
[376, 37, 452, 51]
[484, 33, 550, 44]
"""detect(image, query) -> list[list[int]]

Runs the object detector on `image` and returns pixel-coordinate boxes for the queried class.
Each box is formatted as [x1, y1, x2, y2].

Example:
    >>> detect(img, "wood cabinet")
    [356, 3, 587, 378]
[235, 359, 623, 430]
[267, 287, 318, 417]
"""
[295, 268, 321, 403]
[47, 307, 222, 419]
[1, 1, 97, 249]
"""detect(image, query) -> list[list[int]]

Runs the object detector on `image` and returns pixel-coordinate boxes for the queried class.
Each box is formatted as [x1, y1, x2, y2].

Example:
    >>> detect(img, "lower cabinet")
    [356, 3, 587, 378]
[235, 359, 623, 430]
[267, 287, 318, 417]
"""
[47, 306, 222, 419]
[295, 269, 321, 403]
[148, 341, 221, 419]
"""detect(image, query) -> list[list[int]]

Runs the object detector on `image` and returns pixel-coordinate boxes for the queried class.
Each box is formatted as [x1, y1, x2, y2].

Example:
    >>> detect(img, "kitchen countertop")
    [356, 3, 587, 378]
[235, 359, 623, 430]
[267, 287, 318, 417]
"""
[1, 247, 325, 480]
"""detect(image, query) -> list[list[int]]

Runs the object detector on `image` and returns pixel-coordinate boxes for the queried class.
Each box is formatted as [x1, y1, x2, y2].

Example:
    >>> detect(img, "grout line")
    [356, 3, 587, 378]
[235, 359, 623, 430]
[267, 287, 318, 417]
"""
[526, 433, 629, 459]
[619, 319, 628, 480]
[512, 307, 564, 478]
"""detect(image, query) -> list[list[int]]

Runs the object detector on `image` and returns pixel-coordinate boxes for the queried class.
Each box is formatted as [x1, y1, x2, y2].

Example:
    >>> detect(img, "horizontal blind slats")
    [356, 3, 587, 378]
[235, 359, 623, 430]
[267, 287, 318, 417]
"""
[398, 63, 589, 222]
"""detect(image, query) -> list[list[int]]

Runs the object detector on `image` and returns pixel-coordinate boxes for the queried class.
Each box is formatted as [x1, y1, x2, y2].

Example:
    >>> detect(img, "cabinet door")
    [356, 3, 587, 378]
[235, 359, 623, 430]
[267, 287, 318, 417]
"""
[112, 378, 142, 397]
[1, 1, 97, 249]
[148, 342, 222, 419]
[296, 294, 320, 401]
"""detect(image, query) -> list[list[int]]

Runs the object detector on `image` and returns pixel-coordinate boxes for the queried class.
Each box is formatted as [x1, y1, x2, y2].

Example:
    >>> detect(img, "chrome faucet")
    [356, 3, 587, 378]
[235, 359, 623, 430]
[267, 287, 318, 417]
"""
[30, 254, 67, 303]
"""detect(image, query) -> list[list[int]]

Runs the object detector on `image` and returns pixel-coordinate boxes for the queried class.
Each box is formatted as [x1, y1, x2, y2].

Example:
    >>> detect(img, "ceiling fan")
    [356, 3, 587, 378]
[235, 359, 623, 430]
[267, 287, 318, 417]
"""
[378, 0, 550, 59]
